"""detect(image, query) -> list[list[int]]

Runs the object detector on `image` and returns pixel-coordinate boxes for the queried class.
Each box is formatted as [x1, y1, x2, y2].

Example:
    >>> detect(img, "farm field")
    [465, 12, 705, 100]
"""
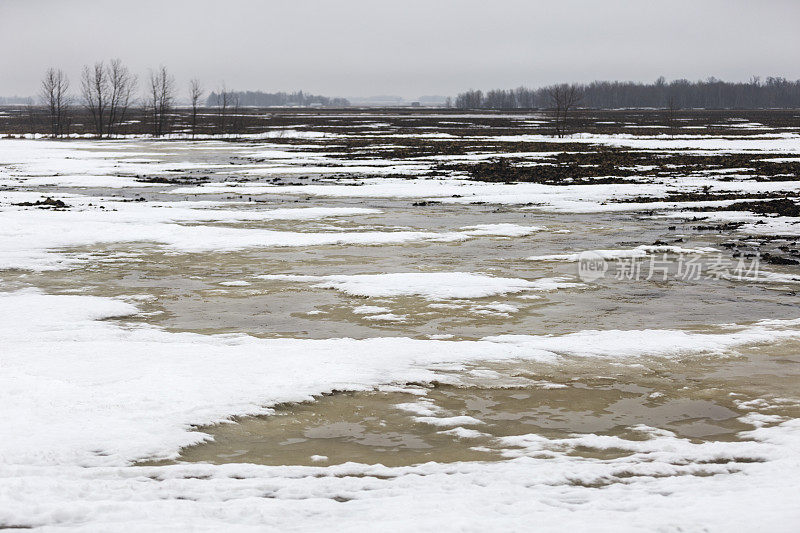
[2, 108, 800, 530]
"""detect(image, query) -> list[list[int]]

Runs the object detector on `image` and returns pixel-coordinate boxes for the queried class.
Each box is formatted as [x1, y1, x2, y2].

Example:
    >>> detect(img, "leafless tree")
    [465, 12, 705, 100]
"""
[147, 66, 175, 137]
[216, 83, 230, 135]
[189, 78, 203, 138]
[81, 62, 108, 137]
[665, 94, 679, 134]
[106, 59, 137, 137]
[230, 93, 243, 136]
[546, 84, 581, 137]
[40, 68, 71, 137]
[80, 59, 136, 137]
[24, 98, 38, 135]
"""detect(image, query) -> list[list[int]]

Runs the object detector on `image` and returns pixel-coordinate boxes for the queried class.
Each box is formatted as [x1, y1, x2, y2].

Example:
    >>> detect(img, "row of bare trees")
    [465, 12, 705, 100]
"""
[39, 61, 205, 138]
[455, 84, 583, 136]
[205, 90, 348, 107]
[456, 77, 800, 110]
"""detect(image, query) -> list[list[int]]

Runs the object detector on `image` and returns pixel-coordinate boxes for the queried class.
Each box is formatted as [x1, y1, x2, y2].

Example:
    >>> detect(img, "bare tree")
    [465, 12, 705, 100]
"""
[81, 62, 108, 137]
[665, 94, 679, 134]
[106, 59, 137, 137]
[24, 98, 38, 135]
[546, 84, 581, 137]
[189, 78, 203, 138]
[147, 66, 175, 137]
[216, 83, 230, 135]
[40, 68, 71, 137]
[80, 59, 136, 137]
[230, 92, 243, 136]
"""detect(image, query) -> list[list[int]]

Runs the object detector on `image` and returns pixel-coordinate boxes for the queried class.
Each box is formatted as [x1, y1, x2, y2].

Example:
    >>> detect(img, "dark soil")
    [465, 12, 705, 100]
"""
[436, 157, 647, 184]
[721, 199, 800, 217]
[135, 176, 210, 185]
[12, 197, 69, 209]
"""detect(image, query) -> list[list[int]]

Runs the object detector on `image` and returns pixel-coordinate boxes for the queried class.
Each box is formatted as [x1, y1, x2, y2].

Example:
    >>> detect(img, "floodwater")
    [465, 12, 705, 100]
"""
[151, 343, 800, 467]
[2, 131, 800, 470]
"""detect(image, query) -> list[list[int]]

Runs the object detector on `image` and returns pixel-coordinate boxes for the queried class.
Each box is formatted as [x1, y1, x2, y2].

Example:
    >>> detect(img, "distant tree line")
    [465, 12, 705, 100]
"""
[29, 62, 349, 138]
[0, 96, 33, 105]
[206, 90, 349, 108]
[455, 77, 800, 109]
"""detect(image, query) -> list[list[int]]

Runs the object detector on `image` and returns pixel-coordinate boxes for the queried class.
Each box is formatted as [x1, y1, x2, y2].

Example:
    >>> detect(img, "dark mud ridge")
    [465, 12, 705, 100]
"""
[431, 150, 800, 185]
[12, 197, 69, 209]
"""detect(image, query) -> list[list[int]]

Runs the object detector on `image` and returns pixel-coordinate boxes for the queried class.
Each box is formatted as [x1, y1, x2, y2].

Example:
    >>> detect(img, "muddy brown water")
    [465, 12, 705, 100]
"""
[144, 341, 800, 467]
[2, 135, 800, 468]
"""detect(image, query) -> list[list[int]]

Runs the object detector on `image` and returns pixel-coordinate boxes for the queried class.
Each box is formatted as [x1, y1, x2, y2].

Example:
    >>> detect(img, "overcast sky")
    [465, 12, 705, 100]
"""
[2, 0, 799, 99]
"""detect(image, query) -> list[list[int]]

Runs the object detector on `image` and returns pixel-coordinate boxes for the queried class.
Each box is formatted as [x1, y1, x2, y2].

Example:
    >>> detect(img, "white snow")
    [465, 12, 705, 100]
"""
[474, 303, 520, 314]
[438, 427, 489, 439]
[3, 289, 799, 469]
[489, 132, 800, 153]
[4, 134, 800, 531]
[413, 415, 485, 427]
[3, 434, 800, 531]
[0, 191, 546, 271]
[352, 305, 391, 314]
[661, 210, 800, 237]
[3, 308, 800, 533]
[363, 313, 407, 322]
[527, 245, 720, 261]
[395, 400, 442, 417]
[257, 272, 580, 300]
[169, 174, 790, 215]
[458, 223, 544, 236]
[170, 177, 666, 212]
[0, 197, 479, 270]
[724, 270, 800, 284]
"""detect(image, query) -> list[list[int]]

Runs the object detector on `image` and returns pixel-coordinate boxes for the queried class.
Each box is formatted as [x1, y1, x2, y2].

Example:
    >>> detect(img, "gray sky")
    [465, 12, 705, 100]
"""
[2, 0, 799, 99]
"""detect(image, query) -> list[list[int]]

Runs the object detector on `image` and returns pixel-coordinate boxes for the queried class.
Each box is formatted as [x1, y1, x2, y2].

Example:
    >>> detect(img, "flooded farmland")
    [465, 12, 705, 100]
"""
[2, 109, 800, 530]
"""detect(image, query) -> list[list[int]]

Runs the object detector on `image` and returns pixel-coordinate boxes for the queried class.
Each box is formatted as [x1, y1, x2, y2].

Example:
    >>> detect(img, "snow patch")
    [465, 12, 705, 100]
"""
[258, 272, 580, 300]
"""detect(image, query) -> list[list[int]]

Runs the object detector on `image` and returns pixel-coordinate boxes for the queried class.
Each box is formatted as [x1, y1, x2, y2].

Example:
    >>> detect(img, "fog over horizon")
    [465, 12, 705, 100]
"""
[2, 0, 800, 99]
